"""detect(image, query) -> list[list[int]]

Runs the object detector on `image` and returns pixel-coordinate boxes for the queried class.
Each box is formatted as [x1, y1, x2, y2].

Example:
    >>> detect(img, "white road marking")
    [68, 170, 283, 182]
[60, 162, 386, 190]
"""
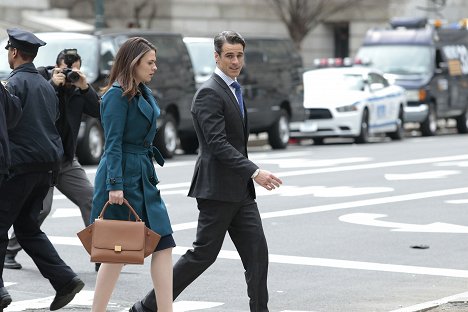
[389, 290, 468, 312]
[44, 237, 468, 279]
[260, 187, 468, 219]
[255, 185, 393, 197]
[435, 160, 468, 167]
[339, 213, 468, 233]
[4, 290, 224, 312]
[384, 170, 460, 180]
[52, 208, 81, 218]
[446, 199, 468, 204]
[276, 154, 468, 178]
[257, 157, 371, 168]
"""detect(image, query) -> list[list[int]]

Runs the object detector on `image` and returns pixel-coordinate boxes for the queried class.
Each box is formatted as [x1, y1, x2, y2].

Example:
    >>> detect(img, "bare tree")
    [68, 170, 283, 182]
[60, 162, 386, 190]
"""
[131, 0, 157, 29]
[267, 0, 363, 50]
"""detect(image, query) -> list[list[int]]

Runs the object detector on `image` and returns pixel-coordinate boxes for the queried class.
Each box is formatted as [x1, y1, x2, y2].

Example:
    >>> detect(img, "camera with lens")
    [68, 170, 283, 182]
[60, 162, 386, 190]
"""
[61, 49, 80, 83]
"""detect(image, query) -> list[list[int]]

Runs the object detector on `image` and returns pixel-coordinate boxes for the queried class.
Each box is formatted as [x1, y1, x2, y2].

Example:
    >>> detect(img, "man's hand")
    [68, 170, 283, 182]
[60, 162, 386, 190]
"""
[71, 69, 89, 91]
[253, 169, 282, 191]
[51, 68, 66, 87]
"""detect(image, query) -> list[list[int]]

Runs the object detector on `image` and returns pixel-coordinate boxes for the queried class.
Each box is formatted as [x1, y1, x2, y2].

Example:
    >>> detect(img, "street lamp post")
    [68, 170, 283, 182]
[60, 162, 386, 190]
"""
[95, 0, 105, 30]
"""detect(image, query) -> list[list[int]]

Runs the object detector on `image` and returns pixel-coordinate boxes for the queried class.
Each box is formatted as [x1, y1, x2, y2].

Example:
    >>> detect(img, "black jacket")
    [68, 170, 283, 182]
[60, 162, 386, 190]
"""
[0, 83, 22, 176]
[188, 74, 258, 202]
[38, 67, 101, 162]
[6, 63, 63, 174]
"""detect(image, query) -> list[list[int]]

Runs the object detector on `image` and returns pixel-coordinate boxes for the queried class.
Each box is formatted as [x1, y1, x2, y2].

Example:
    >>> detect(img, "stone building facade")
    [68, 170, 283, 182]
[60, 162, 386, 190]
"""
[2, 0, 468, 67]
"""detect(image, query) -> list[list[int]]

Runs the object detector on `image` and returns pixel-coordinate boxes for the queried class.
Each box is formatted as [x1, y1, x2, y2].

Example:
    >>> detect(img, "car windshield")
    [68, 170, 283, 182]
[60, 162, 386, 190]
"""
[184, 40, 216, 80]
[0, 34, 99, 82]
[356, 45, 432, 75]
[304, 71, 365, 92]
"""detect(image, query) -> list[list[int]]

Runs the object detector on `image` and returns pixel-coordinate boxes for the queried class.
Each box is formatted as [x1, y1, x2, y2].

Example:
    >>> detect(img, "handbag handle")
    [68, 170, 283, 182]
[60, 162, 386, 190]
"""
[99, 198, 142, 222]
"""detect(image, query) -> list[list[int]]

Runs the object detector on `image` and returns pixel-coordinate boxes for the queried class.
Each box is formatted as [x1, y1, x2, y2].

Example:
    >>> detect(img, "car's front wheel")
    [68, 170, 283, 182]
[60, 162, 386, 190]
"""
[420, 102, 437, 136]
[354, 109, 369, 144]
[76, 118, 104, 165]
[154, 114, 177, 159]
[268, 109, 290, 149]
[388, 106, 404, 140]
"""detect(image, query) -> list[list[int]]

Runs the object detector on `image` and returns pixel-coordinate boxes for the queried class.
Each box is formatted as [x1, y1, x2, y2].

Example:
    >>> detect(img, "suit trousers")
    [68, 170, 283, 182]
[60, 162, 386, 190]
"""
[0, 171, 76, 289]
[140, 195, 269, 312]
[7, 158, 93, 254]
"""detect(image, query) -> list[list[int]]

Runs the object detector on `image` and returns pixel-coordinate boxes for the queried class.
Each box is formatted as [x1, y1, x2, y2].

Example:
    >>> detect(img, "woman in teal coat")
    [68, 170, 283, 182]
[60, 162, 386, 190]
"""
[90, 37, 174, 312]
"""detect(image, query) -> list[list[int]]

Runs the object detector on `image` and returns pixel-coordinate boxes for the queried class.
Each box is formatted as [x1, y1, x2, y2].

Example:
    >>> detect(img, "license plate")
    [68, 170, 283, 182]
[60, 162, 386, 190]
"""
[300, 121, 318, 132]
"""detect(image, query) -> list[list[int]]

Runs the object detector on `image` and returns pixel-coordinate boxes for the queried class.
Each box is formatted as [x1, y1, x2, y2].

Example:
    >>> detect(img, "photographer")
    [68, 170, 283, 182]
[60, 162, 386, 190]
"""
[4, 49, 101, 271]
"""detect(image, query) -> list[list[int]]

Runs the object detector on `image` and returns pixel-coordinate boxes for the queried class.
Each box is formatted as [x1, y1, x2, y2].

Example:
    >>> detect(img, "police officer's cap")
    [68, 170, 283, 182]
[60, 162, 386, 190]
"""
[5, 28, 46, 54]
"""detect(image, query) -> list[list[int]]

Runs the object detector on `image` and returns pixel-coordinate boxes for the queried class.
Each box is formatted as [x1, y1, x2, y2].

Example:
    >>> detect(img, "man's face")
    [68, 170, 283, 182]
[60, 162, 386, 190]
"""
[215, 42, 244, 79]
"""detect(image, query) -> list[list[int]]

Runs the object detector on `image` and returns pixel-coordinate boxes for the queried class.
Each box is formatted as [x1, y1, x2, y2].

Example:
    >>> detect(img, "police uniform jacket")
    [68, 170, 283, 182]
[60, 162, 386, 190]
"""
[0, 84, 22, 176]
[6, 63, 63, 174]
[91, 83, 172, 236]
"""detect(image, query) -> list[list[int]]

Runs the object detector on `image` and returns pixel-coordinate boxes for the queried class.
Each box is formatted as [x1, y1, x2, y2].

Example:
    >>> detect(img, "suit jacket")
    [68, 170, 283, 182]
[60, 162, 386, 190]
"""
[91, 83, 172, 236]
[188, 73, 258, 202]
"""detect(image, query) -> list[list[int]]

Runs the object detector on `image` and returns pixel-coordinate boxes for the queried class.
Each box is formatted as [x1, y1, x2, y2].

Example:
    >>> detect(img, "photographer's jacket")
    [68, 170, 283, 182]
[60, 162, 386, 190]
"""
[38, 67, 101, 162]
[5, 63, 63, 174]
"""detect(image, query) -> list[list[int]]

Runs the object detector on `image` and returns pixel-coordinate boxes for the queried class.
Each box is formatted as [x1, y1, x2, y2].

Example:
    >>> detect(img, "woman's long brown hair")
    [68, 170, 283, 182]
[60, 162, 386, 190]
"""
[101, 36, 157, 99]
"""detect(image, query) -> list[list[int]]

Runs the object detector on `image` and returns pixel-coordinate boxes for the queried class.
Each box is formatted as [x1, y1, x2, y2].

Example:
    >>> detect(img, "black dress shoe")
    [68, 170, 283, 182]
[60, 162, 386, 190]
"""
[129, 300, 154, 312]
[4, 254, 22, 270]
[50, 277, 84, 311]
[0, 287, 12, 310]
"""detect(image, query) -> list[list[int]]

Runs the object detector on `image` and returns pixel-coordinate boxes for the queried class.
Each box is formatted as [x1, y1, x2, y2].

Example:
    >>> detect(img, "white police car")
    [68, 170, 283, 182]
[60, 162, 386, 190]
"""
[291, 66, 407, 143]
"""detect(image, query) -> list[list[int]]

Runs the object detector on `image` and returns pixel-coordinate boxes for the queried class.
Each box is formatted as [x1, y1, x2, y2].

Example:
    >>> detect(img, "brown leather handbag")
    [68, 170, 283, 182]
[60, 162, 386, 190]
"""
[77, 199, 161, 264]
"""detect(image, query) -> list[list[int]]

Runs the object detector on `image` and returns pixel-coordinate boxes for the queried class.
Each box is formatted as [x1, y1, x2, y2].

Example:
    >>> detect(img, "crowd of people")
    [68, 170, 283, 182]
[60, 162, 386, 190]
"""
[0, 27, 282, 312]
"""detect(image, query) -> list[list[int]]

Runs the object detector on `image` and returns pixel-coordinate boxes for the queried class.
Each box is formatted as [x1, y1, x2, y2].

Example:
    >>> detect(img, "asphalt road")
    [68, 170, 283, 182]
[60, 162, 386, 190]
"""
[4, 131, 468, 312]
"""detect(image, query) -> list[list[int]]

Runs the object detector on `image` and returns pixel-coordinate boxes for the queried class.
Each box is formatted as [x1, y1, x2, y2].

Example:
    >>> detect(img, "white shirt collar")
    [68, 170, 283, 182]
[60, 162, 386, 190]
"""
[215, 66, 236, 87]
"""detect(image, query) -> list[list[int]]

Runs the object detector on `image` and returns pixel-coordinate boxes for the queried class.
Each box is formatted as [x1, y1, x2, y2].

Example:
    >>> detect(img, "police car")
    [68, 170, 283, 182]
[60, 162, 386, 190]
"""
[291, 66, 406, 144]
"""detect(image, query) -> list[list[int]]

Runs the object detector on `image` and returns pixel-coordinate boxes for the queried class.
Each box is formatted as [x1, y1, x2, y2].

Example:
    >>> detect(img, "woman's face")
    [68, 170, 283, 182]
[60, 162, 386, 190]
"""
[134, 49, 157, 84]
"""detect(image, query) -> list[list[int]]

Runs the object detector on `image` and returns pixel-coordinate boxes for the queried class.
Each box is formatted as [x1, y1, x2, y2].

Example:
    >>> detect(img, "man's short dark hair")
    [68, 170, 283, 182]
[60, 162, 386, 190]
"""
[56, 49, 82, 67]
[214, 31, 245, 55]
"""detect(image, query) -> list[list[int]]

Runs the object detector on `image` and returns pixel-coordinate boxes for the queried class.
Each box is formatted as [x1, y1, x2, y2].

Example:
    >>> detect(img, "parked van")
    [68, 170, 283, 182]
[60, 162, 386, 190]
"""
[184, 36, 305, 149]
[355, 17, 468, 136]
[0, 31, 197, 164]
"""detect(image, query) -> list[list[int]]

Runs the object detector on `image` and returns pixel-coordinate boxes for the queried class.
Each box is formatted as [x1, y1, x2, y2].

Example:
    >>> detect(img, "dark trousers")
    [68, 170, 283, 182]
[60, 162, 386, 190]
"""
[140, 196, 269, 312]
[7, 158, 93, 254]
[0, 172, 76, 289]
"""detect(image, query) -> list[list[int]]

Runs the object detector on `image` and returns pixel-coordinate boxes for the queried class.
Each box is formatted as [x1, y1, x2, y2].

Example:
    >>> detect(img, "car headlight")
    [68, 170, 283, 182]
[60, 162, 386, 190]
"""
[336, 104, 358, 112]
[405, 89, 426, 102]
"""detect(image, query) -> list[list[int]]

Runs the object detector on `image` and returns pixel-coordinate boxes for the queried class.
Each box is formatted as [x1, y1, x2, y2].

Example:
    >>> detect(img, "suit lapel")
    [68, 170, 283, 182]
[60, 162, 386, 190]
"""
[212, 74, 245, 123]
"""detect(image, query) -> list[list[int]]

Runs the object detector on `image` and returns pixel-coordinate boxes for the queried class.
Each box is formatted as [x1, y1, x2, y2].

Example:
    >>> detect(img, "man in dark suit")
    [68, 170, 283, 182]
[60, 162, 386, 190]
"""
[130, 30, 282, 312]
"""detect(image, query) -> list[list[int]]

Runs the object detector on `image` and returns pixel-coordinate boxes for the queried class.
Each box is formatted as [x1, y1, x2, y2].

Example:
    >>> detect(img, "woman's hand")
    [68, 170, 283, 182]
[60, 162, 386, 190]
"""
[109, 190, 124, 205]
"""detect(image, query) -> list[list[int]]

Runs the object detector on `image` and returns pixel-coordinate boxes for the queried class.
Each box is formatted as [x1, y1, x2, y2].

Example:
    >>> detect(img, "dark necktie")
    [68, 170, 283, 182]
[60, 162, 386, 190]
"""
[230, 81, 244, 118]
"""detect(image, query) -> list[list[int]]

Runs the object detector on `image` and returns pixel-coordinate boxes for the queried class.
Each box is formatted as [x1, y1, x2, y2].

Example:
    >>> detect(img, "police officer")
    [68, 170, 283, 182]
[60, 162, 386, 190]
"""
[0, 28, 84, 311]
[0, 82, 21, 187]
[4, 49, 101, 271]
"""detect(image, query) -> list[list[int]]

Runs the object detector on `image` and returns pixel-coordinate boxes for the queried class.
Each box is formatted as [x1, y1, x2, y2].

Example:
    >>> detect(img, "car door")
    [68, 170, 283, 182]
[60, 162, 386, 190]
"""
[367, 72, 394, 132]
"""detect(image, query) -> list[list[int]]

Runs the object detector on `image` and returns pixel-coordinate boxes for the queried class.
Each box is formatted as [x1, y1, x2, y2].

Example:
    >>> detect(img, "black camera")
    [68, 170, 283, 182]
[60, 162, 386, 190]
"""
[62, 49, 80, 83]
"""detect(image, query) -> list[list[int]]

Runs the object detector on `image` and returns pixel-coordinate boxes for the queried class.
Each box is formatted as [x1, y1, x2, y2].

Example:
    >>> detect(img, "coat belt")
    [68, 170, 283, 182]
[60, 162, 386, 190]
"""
[122, 143, 165, 167]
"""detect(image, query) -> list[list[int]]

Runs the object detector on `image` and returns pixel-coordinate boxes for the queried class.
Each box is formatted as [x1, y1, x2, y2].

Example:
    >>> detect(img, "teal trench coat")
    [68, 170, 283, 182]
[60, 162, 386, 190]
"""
[90, 83, 172, 236]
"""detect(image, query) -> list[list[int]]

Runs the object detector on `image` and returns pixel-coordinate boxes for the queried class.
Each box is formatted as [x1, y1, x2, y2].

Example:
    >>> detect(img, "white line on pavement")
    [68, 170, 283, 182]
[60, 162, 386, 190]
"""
[46, 237, 468, 279]
[389, 291, 468, 312]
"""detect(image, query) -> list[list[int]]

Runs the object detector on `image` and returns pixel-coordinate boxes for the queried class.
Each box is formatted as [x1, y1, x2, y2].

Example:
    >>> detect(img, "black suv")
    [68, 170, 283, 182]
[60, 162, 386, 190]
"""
[0, 31, 197, 164]
[184, 36, 305, 149]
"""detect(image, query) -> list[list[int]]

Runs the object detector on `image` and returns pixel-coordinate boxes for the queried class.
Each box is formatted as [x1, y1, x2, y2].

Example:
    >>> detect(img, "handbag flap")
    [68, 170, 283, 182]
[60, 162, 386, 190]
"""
[93, 219, 145, 251]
